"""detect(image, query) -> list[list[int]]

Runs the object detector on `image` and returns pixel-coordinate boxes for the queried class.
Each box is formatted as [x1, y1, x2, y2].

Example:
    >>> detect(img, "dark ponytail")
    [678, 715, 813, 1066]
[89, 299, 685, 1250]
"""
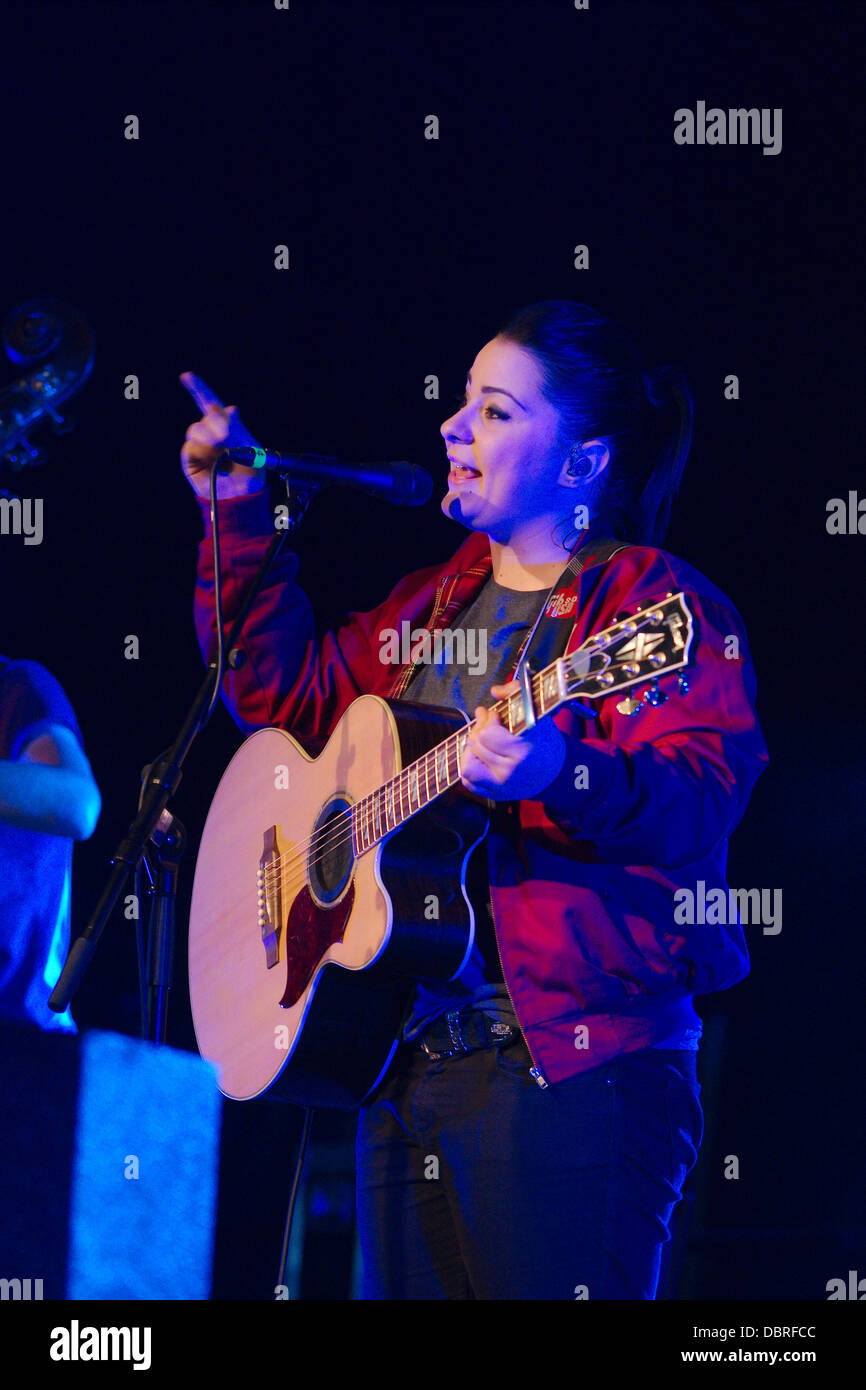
[497, 300, 694, 546]
[634, 364, 694, 545]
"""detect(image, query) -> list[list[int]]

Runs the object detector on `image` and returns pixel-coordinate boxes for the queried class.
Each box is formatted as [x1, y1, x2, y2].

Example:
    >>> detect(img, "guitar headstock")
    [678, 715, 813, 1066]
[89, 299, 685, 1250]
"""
[564, 592, 695, 702]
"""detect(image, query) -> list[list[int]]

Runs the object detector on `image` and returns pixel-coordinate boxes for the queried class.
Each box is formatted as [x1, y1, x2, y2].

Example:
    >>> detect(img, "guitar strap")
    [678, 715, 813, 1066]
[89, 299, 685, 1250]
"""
[506, 535, 631, 683]
[490, 535, 631, 869]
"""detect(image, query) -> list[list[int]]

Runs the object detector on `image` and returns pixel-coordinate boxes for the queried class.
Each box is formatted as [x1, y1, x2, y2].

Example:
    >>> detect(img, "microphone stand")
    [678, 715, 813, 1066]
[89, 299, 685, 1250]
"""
[49, 481, 314, 1043]
[142, 807, 187, 1044]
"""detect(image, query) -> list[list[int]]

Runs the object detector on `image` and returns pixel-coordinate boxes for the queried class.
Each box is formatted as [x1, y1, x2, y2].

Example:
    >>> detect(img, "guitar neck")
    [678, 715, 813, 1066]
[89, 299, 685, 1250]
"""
[349, 591, 693, 856]
[350, 659, 568, 856]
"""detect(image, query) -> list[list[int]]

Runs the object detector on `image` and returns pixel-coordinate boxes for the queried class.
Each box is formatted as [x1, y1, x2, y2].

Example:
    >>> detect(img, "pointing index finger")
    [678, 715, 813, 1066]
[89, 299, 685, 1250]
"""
[179, 371, 227, 415]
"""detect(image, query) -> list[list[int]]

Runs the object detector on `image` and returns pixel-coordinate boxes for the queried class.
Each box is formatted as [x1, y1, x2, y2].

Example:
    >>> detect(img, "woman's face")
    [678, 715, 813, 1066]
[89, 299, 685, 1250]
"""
[439, 336, 573, 542]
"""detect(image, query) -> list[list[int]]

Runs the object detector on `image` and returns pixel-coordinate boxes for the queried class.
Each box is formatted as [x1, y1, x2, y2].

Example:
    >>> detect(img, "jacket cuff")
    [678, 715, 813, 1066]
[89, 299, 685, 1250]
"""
[199, 487, 273, 540]
[540, 733, 615, 824]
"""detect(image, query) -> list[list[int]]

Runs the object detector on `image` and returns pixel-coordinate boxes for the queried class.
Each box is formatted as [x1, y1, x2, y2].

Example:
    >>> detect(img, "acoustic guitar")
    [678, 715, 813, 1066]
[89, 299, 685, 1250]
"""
[188, 592, 694, 1107]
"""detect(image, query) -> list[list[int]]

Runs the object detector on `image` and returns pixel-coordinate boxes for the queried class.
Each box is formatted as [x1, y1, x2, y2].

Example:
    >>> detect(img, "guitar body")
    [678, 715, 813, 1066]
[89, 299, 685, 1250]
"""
[188, 695, 489, 1108]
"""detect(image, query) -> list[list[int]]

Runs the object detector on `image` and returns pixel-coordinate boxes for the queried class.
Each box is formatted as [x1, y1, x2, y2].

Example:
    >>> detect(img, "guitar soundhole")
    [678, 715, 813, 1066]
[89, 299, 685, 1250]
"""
[308, 796, 354, 905]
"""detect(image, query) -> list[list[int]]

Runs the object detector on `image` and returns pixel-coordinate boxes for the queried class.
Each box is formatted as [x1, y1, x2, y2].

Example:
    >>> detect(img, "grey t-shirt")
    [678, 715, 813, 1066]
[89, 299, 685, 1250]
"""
[399, 576, 548, 1040]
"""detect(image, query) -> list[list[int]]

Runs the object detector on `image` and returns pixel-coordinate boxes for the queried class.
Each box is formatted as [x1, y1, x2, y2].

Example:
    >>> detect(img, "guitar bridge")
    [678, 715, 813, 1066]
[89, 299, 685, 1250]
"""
[257, 826, 283, 969]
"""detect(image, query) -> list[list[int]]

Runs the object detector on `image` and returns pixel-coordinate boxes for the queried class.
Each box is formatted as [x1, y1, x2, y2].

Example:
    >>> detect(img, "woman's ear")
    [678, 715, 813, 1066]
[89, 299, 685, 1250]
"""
[557, 440, 610, 488]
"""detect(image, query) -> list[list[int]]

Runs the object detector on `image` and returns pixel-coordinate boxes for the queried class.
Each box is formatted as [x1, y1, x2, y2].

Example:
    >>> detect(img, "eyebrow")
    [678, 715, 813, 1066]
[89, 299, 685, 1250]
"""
[465, 372, 528, 411]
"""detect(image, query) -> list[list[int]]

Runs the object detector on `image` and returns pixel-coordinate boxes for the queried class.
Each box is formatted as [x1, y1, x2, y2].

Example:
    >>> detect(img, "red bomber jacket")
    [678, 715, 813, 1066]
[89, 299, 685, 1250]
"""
[194, 491, 769, 1087]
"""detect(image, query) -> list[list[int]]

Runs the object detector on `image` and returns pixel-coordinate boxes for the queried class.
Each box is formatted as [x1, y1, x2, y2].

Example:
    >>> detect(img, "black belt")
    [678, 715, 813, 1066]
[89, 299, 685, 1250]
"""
[416, 1008, 521, 1061]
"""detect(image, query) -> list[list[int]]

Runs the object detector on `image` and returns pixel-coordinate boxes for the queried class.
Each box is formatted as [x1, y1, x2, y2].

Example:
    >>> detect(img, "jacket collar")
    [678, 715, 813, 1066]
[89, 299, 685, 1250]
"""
[385, 526, 614, 700]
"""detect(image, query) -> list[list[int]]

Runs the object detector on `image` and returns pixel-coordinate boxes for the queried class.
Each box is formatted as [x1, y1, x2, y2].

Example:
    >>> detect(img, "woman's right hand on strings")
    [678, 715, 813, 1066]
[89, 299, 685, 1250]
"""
[180, 371, 266, 499]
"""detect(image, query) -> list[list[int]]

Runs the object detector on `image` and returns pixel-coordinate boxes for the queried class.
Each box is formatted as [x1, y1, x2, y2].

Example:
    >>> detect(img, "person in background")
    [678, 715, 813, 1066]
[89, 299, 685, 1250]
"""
[0, 656, 100, 1032]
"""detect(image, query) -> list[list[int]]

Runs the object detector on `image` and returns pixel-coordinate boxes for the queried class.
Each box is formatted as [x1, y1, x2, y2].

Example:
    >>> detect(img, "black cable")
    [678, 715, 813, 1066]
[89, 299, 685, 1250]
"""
[202, 467, 315, 1294]
[133, 857, 147, 1038]
[134, 768, 157, 1038]
[203, 459, 227, 724]
[276, 1106, 314, 1298]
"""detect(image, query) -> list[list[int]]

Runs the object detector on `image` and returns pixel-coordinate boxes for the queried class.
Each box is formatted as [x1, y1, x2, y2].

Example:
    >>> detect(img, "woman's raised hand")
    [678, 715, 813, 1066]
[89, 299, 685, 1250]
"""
[180, 371, 266, 499]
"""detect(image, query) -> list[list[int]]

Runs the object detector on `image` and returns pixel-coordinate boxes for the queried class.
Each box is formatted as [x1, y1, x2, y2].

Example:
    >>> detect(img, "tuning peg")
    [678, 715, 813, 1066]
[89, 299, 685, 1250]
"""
[643, 679, 667, 707]
[49, 408, 74, 435]
[677, 675, 689, 695]
[616, 694, 643, 716]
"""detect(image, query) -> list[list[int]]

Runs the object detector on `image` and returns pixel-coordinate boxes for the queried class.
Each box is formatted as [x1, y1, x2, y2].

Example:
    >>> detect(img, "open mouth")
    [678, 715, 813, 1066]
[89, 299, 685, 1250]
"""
[448, 463, 481, 483]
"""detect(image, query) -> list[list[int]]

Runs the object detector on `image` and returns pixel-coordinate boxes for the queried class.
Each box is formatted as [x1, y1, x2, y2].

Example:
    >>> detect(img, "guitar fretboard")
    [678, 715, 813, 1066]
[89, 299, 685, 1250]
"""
[345, 593, 691, 858]
[350, 661, 569, 855]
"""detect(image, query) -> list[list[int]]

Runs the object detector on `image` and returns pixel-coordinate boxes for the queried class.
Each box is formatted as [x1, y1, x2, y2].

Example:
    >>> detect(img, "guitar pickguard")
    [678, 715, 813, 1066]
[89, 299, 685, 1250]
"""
[280, 880, 355, 1009]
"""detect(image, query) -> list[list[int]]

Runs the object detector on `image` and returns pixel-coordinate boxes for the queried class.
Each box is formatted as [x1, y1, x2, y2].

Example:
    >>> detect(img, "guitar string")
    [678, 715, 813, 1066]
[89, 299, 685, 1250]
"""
[256, 645, 602, 892]
[258, 620, 673, 892]
[258, 662, 560, 891]
[260, 692, 510, 891]
[258, 743, 461, 891]
[259, 636, 637, 893]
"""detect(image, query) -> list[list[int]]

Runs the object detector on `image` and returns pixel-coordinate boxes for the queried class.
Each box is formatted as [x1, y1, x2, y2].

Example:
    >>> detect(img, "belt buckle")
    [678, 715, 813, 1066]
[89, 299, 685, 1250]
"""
[419, 1009, 467, 1061]
[445, 1008, 467, 1055]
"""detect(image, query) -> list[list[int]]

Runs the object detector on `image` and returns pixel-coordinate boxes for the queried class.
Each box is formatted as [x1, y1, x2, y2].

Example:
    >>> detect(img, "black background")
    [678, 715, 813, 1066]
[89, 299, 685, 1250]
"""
[1, 0, 864, 1300]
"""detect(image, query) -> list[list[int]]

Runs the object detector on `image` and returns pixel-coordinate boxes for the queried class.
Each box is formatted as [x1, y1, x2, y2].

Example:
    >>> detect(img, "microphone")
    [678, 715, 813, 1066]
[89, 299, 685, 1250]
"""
[219, 446, 434, 507]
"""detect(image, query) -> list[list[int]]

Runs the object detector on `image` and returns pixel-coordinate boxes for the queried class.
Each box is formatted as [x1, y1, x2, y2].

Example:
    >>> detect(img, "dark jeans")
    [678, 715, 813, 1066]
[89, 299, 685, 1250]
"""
[355, 1034, 703, 1299]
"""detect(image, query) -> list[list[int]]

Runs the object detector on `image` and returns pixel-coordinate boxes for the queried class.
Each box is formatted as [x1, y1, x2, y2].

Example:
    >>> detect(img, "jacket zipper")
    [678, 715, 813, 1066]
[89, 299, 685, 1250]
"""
[484, 534, 622, 1090]
[484, 822, 548, 1090]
